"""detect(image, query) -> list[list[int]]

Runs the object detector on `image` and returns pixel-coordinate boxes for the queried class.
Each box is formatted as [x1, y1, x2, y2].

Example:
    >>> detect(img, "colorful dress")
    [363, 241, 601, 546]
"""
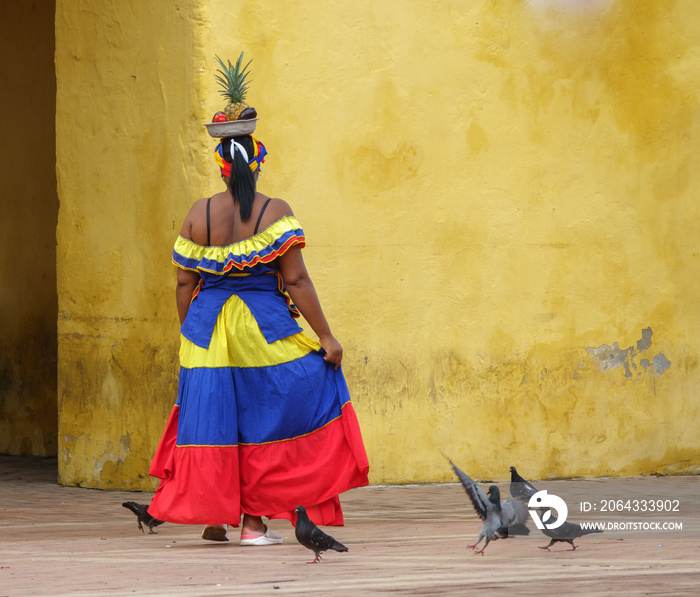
[148, 216, 369, 526]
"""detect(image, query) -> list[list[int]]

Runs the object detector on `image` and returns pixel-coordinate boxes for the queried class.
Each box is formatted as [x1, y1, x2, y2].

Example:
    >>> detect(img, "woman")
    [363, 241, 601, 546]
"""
[148, 134, 369, 544]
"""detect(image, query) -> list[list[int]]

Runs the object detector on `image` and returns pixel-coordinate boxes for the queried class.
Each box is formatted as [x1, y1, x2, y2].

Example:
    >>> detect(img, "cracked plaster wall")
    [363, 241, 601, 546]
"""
[587, 328, 671, 378]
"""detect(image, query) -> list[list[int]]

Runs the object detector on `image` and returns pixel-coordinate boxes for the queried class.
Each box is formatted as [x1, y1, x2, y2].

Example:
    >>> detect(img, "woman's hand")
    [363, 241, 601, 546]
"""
[279, 246, 344, 369]
[320, 334, 343, 370]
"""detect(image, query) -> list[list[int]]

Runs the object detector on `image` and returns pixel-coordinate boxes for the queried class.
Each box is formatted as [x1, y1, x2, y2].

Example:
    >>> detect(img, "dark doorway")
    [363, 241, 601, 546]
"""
[0, 1, 58, 459]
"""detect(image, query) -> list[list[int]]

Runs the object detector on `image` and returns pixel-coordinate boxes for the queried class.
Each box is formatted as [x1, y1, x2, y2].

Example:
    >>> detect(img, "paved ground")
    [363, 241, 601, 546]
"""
[0, 456, 698, 596]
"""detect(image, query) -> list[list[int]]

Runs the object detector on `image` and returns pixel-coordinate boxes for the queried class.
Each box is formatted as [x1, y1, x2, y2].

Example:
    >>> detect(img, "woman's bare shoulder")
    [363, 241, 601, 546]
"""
[264, 197, 295, 220]
[260, 197, 302, 232]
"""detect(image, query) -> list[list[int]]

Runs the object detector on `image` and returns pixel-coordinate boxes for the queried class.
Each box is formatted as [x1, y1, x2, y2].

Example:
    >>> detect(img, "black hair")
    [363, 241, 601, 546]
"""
[222, 135, 256, 221]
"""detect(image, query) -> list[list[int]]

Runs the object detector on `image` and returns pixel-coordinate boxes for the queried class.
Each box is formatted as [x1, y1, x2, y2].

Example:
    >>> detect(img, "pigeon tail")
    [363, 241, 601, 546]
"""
[329, 540, 349, 553]
[578, 528, 604, 536]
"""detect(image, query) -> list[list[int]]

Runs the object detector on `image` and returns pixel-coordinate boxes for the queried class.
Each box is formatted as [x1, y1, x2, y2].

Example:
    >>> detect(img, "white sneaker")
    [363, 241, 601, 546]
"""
[202, 524, 229, 542]
[240, 525, 283, 546]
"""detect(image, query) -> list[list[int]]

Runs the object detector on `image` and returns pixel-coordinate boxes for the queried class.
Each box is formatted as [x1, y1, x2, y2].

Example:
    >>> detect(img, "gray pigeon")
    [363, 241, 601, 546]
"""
[294, 505, 349, 563]
[448, 459, 530, 555]
[122, 501, 165, 534]
[536, 514, 603, 551]
[509, 466, 538, 501]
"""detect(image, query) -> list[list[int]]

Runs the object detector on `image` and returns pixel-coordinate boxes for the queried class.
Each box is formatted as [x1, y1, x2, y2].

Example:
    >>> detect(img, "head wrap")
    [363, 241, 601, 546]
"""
[215, 136, 267, 177]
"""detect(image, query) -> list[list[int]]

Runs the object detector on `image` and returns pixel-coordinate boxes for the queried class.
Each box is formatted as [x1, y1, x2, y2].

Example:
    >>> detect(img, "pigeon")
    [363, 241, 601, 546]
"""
[448, 459, 530, 555]
[509, 466, 539, 501]
[122, 501, 165, 534]
[536, 514, 603, 551]
[509, 468, 603, 551]
[294, 505, 349, 563]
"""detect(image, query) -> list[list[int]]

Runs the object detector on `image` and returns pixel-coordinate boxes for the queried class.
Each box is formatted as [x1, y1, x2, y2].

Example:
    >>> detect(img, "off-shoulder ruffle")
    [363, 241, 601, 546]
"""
[172, 216, 305, 274]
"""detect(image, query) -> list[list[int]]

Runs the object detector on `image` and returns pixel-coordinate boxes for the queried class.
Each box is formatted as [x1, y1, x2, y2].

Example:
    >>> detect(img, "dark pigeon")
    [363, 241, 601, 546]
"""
[448, 458, 530, 555]
[509, 465, 539, 501]
[122, 501, 165, 534]
[294, 505, 349, 563]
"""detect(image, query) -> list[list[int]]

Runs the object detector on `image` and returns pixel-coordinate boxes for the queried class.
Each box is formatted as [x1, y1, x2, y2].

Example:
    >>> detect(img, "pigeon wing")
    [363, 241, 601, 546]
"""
[310, 526, 347, 553]
[546, 521, 580, 540]
[294, 517, 317, 550]
[543, 519, 602, 540]
[500, 498, 529, 527]
[449, 461, 492, 521]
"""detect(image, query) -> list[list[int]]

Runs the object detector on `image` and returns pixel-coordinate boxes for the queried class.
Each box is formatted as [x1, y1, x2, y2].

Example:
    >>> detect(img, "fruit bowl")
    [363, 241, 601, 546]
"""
[203, 118, 258, 138]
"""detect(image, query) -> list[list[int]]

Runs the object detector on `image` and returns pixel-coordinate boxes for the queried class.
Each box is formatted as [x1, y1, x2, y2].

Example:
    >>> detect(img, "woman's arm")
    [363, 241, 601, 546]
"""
[176, 268, 200, 326]
[278, 245, 343, 369]
[174, 200, 204, 325]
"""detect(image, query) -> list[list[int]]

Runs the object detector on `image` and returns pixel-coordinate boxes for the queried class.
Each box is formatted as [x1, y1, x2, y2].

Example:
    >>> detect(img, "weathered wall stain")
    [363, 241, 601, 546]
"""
[587, 328, 670, 378]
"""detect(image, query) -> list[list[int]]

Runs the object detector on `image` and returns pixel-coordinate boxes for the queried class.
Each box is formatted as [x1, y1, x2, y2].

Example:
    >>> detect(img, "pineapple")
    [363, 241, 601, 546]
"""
[215, 53, 252, 121]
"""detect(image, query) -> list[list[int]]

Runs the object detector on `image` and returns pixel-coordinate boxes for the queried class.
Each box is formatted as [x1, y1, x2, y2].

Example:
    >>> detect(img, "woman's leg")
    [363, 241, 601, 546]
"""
[240, 514, 283, 545]
[241, 514, 265, 535]
[202, 515, 267, 541]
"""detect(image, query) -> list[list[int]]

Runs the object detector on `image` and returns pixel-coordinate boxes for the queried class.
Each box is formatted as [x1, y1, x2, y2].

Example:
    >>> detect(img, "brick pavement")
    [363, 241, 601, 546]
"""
[0, 456, 698, 596]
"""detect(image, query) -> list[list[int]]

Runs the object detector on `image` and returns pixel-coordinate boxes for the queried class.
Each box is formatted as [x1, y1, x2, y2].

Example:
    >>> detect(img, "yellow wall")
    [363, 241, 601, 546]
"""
[0, 1, 58, 457]
[55, 1, 211, 487]
[56, 0, 700, 489]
